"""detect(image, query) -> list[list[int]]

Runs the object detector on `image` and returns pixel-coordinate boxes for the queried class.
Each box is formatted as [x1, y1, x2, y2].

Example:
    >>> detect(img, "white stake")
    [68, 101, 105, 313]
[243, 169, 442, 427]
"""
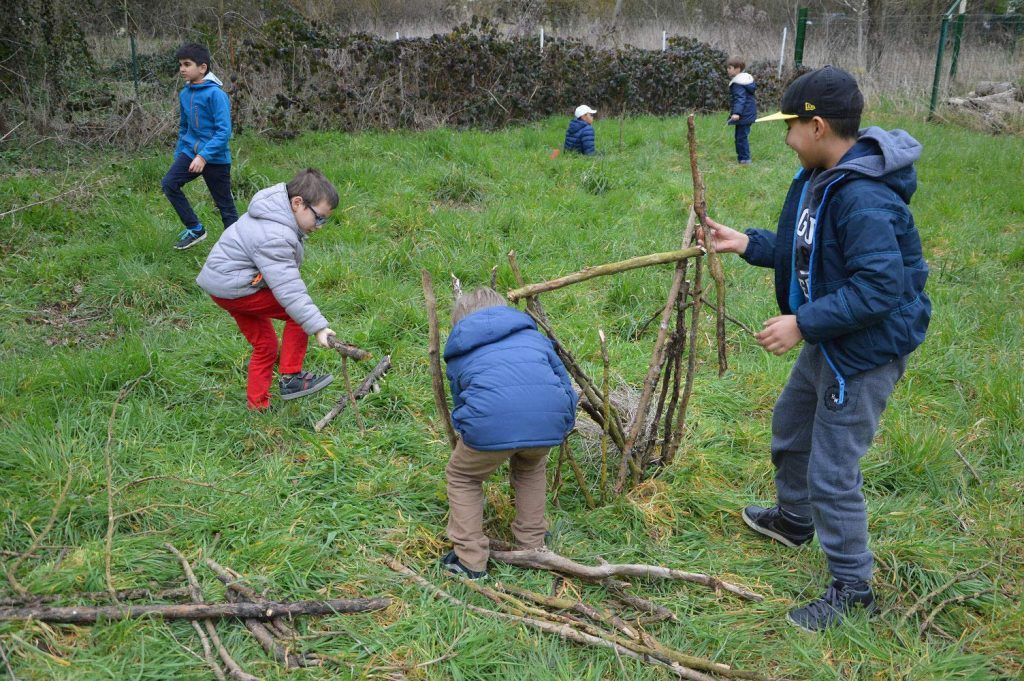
[395, 32, 400, 40]
[540, 27, 545, 52]
[662, 30, 667, 51]
[778, 26, 788, 78]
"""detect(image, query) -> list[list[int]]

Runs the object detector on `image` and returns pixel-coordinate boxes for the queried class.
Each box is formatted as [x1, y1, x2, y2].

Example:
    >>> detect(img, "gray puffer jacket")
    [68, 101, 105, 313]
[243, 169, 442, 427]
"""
[196, 183, 328, 335]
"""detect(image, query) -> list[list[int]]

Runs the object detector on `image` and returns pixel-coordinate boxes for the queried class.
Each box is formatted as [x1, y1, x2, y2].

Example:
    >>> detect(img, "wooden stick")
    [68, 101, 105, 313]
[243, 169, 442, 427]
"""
[894, 564, 991, 624]
[507, 247, 703, 302]
[687, 114, 727, 376]
[598, 329, 611, 504]
[164, 544, 233, 681]
[662, 255, 704, 466]
[0, 597, 392, 624]
[918, 589, 996, 635]
[204, 559, 299, 638]
[489, 265, 499, 289]
[615, 211, 698, 493]
[0, 586, 191, 607]
[487, 546, 761, 601]
[314, 356, 391, 433]
[387, 560, 725, 681]
[496, 583, 641, 640]
[224, 589, 321, 668]
[326, 336, 372, 361]
[451, 273, 463, 301]
[562, 440, 596, 509]
[340, 356, 366, 435]
[421, 270, 458, 448]
[5, 463, 75, 595]
[551, 437, 565, 507]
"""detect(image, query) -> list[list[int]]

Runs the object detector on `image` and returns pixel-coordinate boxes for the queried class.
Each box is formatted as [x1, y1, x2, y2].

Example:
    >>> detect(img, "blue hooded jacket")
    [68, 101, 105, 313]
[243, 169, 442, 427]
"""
[175, 73, 232, 165]
[742, 127, 931, 402]
[728, 72, 757, 125]
[564, 118, 596, 155]
[444, 306, 578, 451]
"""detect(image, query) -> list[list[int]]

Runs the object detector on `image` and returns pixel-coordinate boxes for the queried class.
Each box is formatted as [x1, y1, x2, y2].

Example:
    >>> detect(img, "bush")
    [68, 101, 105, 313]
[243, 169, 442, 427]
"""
[228, 14, 734, 133]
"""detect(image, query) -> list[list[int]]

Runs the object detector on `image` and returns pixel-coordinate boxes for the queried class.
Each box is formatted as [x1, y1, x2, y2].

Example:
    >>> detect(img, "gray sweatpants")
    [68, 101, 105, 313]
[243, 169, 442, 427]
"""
[771, 343, 906, 584]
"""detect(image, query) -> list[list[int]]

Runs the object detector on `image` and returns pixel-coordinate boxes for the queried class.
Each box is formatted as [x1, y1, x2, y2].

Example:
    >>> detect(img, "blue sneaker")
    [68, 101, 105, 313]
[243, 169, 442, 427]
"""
[787, 580, 877, 632]
[441, 551, 487, 580]
[174, 225, 207, 250]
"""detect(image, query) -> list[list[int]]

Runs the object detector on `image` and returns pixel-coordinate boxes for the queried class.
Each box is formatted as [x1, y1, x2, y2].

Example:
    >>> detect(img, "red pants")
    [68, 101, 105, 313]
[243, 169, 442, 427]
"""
[211, 288, 308, 410]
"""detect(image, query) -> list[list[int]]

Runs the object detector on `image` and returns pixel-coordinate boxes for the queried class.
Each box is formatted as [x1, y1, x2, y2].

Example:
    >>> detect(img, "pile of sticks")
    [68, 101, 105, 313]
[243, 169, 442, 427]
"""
[390, 551, 767, 681]
[0, 547, 391, 680]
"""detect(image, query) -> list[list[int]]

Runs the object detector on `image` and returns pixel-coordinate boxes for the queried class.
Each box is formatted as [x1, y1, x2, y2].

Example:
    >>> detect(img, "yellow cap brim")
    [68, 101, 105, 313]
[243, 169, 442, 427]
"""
[755, 112, 799, 123]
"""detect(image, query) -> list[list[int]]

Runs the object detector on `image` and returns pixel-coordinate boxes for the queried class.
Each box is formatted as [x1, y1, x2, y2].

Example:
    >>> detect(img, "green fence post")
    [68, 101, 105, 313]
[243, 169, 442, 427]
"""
[949, 5, 966, 80]
[928, 16, 951, 120]
[794, 8, 808, 67]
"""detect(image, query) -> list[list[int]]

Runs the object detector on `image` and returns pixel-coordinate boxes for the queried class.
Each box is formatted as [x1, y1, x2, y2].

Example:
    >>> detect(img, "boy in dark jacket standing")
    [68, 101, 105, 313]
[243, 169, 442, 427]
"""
[563, 105, 597, 155]
[163, 43, 238, 250]
[726, 56, 757, 164]
[706, 66, 931, 631]
[441, 288, 578, 579]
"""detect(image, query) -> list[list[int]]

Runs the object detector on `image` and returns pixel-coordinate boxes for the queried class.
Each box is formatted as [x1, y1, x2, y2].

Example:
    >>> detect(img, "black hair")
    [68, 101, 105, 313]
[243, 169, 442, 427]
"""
[286, 168, 340, 210]
[823, 116, 861, 140]
[175, 43, 212, 71]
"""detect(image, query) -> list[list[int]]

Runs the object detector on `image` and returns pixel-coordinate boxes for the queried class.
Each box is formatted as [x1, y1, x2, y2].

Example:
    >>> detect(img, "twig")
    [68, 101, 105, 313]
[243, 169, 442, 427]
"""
[893, 563, 991, 624]
[105, 368, 153, 602]
[0, 638, 15, 681]
[164, 544, 230, 681]
[450, 273, 463, 301]
[326, 336, 372, 361]
[0, 176, 109, 220]
[118, 476, 252, 498]
[204, 558, 299, 639]
[687, 114, 727, 375]
[562, 440, 596, 509]
[918, 588, 996, 635]
[551, 437, 565, 507]
[421, 270, 458, 448]
[598, 329, 611, 504]
[689, 293, 755, 337]
[0, 586, 190, 607]
[489, 265, 498, 289]
[507, 247, 703, 301]
[487, 544, 761, 602]
[0, 121, 23, 144]
[662, 255, 704, 466]
[314, 355, 391, 433]
[5, 463, 75, 595]
[954, 448, 982, 484]
[341, 356, 366, 435]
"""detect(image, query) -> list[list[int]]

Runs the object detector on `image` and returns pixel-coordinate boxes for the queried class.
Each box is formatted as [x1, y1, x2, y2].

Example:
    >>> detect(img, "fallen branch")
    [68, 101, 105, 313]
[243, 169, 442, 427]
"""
[314, 356, 391, 433]
[0, 175, 109, 220]
[0, 597, 392, 624]
[487, 545, 761, 602]
[0, 586, 191, 607]
[326, 336, 372, 361]
[421, 270, 458, 448]
[5, 463, 75, 595]
[687, 114, 727, 376]
[919, 588, 997, 635]
[507, 248, 703, 302]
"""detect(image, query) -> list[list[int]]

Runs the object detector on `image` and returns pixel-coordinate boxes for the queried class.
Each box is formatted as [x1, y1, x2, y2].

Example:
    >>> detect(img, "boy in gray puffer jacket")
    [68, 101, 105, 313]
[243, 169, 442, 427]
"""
[196, 169, 339, 410]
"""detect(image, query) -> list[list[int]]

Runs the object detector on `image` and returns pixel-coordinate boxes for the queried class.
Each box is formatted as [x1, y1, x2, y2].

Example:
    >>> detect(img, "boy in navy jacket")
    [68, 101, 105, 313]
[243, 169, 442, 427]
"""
[162, 43, 237, 250]
[441, 288, 578, 579]
[707, 66, 931, 631]
[563, 104, 597, 155]
[726, 56, 757, 164]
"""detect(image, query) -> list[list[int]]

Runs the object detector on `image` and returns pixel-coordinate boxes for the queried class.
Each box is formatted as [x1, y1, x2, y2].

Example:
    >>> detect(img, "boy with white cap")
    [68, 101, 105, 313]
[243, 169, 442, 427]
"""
[563, 105, 597, 155]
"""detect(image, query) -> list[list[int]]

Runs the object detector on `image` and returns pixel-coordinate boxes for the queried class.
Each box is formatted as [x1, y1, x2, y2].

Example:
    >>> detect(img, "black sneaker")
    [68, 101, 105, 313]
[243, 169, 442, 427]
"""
[787, 580, 877, 632]
[441, 551, 487, 580]
[742, 504, 815, 548]
[279, 371, 333, 400]
[174, 226, 207, 250]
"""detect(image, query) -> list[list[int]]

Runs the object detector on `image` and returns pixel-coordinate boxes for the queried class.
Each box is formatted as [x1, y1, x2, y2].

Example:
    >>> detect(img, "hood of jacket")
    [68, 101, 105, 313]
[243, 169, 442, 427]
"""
[566, 117, 591, 135]
[729, 72, 755, 89]
[245, 183, 304, 240]
[444, 306, 536, 361]
[809, 127, 921, 204]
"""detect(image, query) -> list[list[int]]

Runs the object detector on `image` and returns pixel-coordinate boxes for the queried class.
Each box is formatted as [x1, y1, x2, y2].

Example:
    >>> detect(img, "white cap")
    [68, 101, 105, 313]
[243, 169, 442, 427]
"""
[574, 104, 597, 118]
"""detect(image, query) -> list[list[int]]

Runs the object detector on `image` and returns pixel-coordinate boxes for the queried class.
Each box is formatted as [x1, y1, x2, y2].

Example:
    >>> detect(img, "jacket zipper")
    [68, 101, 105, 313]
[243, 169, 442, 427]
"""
[806, 173, 848, 404]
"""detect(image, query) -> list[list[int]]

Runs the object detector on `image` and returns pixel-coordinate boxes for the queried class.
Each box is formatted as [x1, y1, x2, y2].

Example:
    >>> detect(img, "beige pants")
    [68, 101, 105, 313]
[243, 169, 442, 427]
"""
[445, 439, 550, 572]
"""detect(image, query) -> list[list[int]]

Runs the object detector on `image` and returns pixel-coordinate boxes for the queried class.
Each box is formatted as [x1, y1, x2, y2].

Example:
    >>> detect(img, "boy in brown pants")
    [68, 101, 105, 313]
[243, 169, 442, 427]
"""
[441, 288, 578, 579]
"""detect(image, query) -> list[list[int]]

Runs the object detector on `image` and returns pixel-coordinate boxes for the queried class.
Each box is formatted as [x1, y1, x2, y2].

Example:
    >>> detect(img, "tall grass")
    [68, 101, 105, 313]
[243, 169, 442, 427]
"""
[0, 112, 1022, 679]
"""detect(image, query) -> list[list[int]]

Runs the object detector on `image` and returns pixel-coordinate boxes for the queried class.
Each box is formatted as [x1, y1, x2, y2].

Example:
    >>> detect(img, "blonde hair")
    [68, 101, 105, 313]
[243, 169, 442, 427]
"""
[452, 287, 507, 325]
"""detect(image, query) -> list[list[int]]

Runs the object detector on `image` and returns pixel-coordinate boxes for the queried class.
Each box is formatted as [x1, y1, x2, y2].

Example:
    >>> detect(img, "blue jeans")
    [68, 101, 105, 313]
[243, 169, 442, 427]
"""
[770, 343, 906, 583]
[734, 124, 751, 163]
[161, 153, 238, 230]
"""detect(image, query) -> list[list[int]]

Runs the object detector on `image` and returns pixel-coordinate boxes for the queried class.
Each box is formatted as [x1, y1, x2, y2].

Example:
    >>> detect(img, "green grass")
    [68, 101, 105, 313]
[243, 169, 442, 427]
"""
[1, 113, 1022, 680]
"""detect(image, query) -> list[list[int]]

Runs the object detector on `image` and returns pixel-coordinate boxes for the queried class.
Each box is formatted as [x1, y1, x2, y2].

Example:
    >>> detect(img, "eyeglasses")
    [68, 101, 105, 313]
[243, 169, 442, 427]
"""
[304, 200, 328, 226]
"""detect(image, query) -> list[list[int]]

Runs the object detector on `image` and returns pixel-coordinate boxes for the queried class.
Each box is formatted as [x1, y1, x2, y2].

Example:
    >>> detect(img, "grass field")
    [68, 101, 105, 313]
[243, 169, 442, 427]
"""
[1, 112, 1022, 680]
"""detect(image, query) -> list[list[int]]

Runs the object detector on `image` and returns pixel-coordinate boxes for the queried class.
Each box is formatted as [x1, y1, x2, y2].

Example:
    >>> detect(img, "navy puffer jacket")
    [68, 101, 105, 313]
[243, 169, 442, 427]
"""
[742, 127, 931, 401]
[564, 118, 596, 155]
[444, 306, 578, 451]
[728, 73, 757, 125]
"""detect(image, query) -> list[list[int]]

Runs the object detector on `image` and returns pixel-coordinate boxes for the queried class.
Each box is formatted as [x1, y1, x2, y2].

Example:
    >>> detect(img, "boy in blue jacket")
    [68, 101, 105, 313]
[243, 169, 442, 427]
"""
[726, 56, 757, 164]
[441, 288, 578, 579]
[163, 43, 238, 250]
[706, 66, 931, 631]
[563, 105, 597, 155]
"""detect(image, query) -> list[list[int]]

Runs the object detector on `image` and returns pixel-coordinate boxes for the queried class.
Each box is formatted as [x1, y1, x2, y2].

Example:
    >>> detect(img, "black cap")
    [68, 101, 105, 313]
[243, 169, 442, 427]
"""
[756, 65, 864, 122]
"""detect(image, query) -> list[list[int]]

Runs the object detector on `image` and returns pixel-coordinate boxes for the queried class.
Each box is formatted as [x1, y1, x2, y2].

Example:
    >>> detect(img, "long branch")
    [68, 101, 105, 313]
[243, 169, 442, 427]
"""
[421, 270, 458, 448]
[508, 247, 703, 302]
[487, 546, 762, 602]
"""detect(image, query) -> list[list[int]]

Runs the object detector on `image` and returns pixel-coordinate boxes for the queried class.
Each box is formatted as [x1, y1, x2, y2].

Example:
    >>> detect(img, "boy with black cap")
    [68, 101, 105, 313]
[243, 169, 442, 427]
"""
[705, 65, 931, 632]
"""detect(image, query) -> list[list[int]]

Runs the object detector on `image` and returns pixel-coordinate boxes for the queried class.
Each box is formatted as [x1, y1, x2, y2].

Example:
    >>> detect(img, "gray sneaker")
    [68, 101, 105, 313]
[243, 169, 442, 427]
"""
[279, 371, 333, 400]
[174, 226, 207, 250]
[787, 580, 877, 632]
